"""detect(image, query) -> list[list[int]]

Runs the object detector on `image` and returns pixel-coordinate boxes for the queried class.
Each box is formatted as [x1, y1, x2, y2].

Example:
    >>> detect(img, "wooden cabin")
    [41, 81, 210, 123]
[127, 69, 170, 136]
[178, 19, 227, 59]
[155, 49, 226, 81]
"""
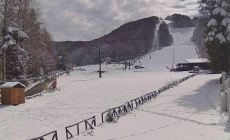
[0, 82, 26, 105]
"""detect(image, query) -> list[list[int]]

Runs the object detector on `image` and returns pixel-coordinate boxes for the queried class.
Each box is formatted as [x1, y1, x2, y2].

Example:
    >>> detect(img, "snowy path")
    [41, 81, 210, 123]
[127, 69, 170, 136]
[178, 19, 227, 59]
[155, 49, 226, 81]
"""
[74, 74, 230, 140]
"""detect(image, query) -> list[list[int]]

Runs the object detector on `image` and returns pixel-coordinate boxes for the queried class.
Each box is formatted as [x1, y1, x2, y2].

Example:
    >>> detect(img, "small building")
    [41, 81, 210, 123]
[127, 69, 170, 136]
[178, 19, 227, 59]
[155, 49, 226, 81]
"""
[0, 82, 26, 105]
[105, 57, 116, 64]
[176, 59, 210, 71]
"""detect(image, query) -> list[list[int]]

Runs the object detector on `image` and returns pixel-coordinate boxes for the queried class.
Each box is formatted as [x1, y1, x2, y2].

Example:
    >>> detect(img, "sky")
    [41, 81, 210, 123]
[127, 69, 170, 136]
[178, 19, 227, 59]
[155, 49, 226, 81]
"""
[39, 0, 200, 41]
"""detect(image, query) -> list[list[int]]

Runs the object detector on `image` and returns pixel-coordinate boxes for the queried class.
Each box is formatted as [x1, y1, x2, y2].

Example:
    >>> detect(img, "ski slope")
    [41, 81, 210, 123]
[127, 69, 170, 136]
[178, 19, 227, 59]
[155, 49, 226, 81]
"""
[141, 27, 198, 71]
[0, 27, 225, 140]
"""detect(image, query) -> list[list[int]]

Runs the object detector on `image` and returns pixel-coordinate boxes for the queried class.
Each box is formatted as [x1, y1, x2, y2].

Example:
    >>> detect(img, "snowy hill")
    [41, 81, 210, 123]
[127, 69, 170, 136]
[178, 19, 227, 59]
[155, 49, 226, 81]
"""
[57, 16, 159, 66]
[1, 27, 225, 140]
[138, 27, 198, 71]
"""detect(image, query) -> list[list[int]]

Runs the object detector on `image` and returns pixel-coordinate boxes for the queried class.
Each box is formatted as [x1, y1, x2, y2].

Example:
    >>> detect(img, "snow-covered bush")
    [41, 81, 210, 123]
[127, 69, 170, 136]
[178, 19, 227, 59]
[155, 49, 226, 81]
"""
[106, 109, 114, 123]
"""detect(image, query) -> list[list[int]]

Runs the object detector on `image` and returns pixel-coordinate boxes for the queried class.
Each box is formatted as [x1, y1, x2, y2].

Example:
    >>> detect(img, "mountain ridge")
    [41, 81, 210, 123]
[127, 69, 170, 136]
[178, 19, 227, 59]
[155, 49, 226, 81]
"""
[56, 14, 199, 67]
[57, 16, 159, 66]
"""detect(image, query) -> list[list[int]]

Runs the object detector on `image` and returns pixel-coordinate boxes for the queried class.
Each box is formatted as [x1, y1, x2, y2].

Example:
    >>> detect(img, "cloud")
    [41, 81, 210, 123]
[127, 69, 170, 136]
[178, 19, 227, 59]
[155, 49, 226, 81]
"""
[39, 0, 199, 41]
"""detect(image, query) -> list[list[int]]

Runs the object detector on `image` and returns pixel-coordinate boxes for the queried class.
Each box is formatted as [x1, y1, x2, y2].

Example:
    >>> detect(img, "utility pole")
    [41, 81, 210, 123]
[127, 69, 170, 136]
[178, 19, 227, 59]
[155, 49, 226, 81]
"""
[139, 55, 141, 67]
[40, 78, 42, 96]
[170, 45, 175, 71]
[125, 59, 127, 70]
[99, 47, 102, 78]
[129, 61, 131, 69]
[3, 50, 6, 81]
[54, 59, 55, 72]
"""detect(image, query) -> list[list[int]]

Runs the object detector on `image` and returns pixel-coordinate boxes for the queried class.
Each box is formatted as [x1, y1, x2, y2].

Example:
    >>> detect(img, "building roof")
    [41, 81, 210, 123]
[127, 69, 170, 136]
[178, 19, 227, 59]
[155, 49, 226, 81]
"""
[185, 59, 210, 63]
[0, 82, 26, 88]
[176, 63, 190, 66]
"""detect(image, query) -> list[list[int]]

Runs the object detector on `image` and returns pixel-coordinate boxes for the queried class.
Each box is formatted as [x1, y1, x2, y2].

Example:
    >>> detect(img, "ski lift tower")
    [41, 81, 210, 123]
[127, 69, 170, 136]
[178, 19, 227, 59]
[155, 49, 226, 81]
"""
[99, 46, 102, 78]
[120, 56, 134, 70]
[94, 46, 104, 78]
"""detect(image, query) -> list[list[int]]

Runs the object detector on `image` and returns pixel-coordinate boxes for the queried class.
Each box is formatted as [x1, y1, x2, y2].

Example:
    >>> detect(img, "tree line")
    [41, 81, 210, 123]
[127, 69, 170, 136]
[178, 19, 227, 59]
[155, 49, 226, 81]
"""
[0, 0, 56, 80]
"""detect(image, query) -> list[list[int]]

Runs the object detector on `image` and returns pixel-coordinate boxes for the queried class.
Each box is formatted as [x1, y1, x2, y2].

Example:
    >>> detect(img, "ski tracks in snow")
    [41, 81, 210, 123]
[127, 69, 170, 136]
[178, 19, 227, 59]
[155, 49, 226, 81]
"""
[137, 75, 226, 127]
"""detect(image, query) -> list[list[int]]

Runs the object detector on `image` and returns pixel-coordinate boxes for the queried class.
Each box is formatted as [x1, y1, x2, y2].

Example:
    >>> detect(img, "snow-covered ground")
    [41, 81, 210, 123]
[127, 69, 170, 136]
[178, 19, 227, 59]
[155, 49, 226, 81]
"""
[0, 27, 227, 140]
[74, 74, 229, 140]
[0, 68, 192, 140]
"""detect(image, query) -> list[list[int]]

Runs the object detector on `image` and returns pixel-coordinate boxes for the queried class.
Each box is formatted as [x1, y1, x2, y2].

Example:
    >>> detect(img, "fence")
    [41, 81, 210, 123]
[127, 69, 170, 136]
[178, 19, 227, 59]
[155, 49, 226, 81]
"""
[101, 73, 198, 123]
[220, 72, 230, 112]
[65, 116, 96, 139]
[101, 90, 159, 122]
[28, 73, 197, 140]
[29, 130, 58, 140]
[25, 71, 67, 100]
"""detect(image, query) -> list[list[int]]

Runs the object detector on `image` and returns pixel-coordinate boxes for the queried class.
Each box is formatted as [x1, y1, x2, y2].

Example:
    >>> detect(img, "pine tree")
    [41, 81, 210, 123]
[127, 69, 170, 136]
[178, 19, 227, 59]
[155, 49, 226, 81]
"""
[198, 0, 217, 16]
[2, 22, 28, 79]
[199, 0, 230, 73]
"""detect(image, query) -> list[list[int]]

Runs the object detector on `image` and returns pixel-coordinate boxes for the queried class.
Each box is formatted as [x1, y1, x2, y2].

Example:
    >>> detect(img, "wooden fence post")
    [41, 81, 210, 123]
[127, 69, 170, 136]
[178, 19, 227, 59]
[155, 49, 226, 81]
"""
[135, 99, 138, 107]
[65, 128, 68, 139]
[94, 116, 96, 126]
[52, 131, 58, 140]
[77, 123, 79, 135]
[102, 113, 104, 123]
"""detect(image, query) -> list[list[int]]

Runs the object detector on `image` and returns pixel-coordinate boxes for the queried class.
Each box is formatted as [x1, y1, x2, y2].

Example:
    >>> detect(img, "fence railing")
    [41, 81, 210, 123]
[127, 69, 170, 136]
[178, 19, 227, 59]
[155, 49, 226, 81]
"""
[65, 116, 96, 139]
[29, 130, 58, 140]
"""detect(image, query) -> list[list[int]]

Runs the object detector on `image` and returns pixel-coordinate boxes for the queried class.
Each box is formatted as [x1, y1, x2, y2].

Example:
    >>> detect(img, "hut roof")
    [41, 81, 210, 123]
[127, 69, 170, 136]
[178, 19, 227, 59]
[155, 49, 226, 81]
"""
[185, 59, 210, 63]
[0, 82, 26, 88]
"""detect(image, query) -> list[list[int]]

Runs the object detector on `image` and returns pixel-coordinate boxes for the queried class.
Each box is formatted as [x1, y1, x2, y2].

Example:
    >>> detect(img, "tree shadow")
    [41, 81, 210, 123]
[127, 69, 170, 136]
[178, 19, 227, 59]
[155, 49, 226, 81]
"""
[224, 122, 230, 132]
[174, 78, 220, 112]
[174, 77, 230, 132]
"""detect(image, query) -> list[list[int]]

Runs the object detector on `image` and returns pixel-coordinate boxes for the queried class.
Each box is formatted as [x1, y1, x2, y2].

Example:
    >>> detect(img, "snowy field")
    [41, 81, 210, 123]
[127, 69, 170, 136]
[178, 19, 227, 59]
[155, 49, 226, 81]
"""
[74, 74, 229, 140]
[0, 27, 228, 140]
[0, 68, 192, 140]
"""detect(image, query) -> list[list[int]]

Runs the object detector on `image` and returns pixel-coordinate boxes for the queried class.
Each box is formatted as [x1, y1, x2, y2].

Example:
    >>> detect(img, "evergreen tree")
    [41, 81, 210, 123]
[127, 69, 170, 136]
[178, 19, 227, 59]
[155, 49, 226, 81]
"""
[199, 0, 230, 73]
[2, 22, 28, 79]
[198, 0, 217, 16]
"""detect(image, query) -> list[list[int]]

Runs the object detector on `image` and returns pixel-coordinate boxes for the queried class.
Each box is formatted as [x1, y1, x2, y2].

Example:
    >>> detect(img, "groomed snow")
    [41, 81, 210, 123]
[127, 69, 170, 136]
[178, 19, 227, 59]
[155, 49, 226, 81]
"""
[74, 74, 229, 140]
[0, 27, 227, 140]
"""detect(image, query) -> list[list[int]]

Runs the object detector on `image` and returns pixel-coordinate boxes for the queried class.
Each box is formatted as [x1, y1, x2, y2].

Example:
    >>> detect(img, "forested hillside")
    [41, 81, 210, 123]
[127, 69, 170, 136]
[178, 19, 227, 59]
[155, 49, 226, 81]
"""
[165, 14, 197, 28]
[56, 16, 159, 66]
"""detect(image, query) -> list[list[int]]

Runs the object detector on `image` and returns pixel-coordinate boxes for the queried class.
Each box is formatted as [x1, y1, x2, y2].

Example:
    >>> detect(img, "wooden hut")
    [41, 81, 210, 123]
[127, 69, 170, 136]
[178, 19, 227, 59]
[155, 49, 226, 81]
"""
[0, 82, 26, 105]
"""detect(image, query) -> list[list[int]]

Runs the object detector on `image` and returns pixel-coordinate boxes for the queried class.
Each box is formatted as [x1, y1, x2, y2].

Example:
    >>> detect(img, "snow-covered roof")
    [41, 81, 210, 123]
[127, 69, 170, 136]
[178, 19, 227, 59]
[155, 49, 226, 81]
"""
[164, 20, 172, 24]
[0, 82, 26, 88]
[185, 59, 210, 63]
